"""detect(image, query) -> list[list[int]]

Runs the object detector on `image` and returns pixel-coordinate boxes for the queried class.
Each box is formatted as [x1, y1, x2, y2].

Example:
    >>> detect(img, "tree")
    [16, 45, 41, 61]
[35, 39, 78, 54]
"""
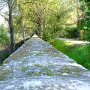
[8, 0, 16, 53]
[18, 3, 25, 42]
[17, 0, 48, 38]
[78, 0, 90, 40]
[17, 0, 72, 39]
[0, 0, 80, 42]
[0, 0, 16, 53]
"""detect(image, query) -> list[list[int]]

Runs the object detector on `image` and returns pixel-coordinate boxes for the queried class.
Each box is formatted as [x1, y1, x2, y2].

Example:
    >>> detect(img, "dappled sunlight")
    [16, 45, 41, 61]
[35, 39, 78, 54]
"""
[52, 39, 90, 70]
[57, 38, 90, 45]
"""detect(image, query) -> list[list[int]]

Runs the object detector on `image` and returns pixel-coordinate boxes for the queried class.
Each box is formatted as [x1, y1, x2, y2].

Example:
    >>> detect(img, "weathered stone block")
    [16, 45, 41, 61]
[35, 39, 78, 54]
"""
[0, 36, 90, 90]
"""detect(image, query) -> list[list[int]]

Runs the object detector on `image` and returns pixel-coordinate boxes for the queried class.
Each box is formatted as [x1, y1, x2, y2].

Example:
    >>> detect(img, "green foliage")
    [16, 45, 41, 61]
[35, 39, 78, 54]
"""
[80, 15, 90, 41]
[14, 16, 22, 33]
[16, 0, 73, 39]
[66, 27, 80, 38]
[0, 25, 10, 46]
[50, 39, 90, 70]
[44, 1, 72, 39]
[79, 0, 90, 41]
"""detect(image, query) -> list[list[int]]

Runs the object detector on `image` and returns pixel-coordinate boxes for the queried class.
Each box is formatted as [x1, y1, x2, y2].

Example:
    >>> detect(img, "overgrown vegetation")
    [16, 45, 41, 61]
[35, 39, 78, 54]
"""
[0, 25, 10, 64]
[49, 39, 90, 70]
[0, 25, 28, 64]
[0, 0, 90, 67]
[78, 0, 90, 41]
[0, 0, 90, 44]
[0, 25, 10, 47]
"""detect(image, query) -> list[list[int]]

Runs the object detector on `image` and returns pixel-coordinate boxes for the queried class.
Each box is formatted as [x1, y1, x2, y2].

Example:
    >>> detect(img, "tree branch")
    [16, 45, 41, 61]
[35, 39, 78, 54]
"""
[0, 13, 9, 21]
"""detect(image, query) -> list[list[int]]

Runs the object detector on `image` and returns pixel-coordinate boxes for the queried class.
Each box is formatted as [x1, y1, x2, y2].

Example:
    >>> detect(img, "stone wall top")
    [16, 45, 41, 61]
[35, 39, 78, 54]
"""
[0, 36, 90, 90]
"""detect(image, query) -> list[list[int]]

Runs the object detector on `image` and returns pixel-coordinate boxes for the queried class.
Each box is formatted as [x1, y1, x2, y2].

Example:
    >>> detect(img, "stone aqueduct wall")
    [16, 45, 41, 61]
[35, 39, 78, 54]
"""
[0, 36, 90, 90]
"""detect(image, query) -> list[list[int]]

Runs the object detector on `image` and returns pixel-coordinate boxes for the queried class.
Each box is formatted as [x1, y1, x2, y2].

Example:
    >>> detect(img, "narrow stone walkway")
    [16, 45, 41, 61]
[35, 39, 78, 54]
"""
[0, 36, 90, 90]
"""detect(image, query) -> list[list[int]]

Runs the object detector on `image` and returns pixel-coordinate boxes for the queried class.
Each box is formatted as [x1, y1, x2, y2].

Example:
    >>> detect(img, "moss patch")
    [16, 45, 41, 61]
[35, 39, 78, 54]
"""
[0, 69, 12, 81]
[19, 66, 29, 72]
[57, 66, 83, 76]
[27, 64, 54, 76]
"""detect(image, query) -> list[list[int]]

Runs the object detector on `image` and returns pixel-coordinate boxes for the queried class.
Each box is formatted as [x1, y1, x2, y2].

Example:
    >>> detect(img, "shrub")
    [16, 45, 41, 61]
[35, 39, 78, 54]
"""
[0, 25, 10, 46]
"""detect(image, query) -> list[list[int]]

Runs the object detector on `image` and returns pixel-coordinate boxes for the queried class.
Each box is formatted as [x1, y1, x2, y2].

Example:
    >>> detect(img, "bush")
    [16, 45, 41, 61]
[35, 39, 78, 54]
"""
[67, 28, 80, 38]
[0, 25, 10, 46]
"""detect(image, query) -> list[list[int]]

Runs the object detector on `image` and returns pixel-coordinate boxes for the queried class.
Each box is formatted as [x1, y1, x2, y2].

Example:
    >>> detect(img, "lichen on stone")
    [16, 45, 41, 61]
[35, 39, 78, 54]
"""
[0, 36, 90, 90]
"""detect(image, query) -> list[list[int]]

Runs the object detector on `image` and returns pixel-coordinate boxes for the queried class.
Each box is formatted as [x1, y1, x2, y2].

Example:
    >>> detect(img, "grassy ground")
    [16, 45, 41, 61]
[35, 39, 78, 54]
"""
[49, 39, 90, 70]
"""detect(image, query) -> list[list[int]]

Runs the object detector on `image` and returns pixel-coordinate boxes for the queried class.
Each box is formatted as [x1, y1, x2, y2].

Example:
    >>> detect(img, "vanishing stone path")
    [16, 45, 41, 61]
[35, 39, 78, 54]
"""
[0, 36, 90, 90]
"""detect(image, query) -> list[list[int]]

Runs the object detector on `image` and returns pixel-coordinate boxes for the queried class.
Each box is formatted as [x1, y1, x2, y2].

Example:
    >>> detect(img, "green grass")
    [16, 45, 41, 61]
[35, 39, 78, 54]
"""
[49, 39, 90, 70]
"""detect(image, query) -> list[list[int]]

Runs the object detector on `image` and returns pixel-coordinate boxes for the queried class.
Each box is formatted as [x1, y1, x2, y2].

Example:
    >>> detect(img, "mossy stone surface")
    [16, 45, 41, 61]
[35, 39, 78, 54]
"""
[0, 36, 90, 90]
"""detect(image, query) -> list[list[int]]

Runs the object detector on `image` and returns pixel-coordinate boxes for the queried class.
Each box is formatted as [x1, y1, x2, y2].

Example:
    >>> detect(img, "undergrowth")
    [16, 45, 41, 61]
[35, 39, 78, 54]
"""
[49, 39, 90, 70]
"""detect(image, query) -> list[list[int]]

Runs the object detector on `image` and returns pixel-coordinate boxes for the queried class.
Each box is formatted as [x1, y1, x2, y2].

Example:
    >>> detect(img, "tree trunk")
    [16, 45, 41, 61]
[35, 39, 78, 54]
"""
[76, 0, 80, 29]
[22, 20, 25, 42]
[8, 6, 15, 53]
[18, 4, 25, 42]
